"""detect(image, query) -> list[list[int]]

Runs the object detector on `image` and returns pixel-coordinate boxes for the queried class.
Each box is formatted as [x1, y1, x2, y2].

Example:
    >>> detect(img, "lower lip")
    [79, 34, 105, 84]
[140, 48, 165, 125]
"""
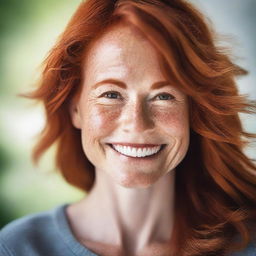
[107, 144, 166, 161]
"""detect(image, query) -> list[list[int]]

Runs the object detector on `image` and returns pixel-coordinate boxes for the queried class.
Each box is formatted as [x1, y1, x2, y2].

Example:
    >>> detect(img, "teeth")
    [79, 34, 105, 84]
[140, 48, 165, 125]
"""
[112, 145, 162, 157]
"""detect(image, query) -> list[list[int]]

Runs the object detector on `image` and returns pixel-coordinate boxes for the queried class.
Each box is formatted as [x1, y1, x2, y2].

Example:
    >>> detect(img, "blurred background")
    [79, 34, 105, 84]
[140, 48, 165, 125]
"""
[0, 0, 255, 228]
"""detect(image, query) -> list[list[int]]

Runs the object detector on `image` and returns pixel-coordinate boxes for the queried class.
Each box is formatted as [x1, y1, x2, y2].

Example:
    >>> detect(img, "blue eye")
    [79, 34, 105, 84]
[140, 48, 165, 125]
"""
[155, 93, 174, 100]
[102, 91, 122, 99]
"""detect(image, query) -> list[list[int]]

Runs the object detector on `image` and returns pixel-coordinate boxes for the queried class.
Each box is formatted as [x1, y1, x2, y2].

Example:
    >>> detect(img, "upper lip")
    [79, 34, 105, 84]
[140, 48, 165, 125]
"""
[109, 143, 165, 148]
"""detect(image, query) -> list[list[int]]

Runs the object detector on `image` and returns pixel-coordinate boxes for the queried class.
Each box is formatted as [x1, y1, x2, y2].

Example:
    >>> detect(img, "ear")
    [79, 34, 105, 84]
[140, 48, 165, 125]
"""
[69, 101, 82, 129]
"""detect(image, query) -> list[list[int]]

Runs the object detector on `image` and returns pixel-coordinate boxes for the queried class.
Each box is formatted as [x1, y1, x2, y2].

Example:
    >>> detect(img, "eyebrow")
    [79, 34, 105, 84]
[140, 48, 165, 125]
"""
[92, 78, 171, 90]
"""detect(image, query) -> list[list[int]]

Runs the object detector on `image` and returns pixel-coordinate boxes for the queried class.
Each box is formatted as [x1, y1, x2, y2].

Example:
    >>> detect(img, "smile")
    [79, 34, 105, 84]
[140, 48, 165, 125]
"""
[108, 144, 166, 158]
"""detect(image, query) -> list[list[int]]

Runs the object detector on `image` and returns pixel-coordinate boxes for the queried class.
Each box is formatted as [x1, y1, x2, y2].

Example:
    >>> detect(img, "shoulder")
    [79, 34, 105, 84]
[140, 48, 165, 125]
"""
[0, 204, 67, 256]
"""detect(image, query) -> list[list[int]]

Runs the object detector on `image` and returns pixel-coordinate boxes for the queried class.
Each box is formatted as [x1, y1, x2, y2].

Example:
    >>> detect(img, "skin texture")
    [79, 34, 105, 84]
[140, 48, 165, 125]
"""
[67, 23, 190, 256]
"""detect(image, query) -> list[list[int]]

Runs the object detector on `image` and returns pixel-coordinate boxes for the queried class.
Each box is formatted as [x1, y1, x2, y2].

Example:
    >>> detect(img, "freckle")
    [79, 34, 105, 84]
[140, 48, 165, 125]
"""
[154, 108, 186, 129]
[152, 109, 172, 121]
[159, 112, 171, 121]
[88, 107, 119, 130]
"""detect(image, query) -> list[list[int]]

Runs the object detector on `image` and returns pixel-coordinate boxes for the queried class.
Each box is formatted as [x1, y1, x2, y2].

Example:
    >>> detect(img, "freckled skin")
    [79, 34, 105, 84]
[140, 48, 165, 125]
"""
[68, 23, 190, 255]
[72, 24, 190, 188]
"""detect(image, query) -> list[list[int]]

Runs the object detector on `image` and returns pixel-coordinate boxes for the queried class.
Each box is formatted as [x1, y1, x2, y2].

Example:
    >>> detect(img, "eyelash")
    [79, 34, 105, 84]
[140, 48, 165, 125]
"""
[100, 91, 175, 100]
[155, 94, 175, 101]
[101, 91, 122, 99]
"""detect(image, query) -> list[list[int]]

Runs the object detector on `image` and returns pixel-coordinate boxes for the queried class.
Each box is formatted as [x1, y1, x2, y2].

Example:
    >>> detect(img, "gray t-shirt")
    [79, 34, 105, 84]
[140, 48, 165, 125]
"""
[0, 203, 255, 256]
[0, 204, 98, 256]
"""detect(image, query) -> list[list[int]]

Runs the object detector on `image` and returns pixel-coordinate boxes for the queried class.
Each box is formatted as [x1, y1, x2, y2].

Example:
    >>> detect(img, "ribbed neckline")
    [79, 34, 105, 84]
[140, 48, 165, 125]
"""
[54, 203, 99, 256]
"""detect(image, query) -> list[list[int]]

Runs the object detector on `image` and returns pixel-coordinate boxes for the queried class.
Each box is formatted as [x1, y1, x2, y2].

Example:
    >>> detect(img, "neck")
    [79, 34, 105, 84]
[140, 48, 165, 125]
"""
[68, 169, 176, 255]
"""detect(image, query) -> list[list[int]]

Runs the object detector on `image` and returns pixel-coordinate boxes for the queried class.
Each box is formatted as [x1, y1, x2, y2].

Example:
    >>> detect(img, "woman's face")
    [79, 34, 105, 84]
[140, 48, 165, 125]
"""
[71, 24, 190, 188]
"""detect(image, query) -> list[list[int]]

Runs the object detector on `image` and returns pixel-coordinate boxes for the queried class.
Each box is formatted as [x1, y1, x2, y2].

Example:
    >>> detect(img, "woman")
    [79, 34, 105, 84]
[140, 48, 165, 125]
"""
[1, 0, 256, 255]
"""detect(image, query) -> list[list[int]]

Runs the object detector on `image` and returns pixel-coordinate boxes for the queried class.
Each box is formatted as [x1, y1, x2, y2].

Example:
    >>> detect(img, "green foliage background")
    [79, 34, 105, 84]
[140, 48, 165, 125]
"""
[0, 0, 84, 228]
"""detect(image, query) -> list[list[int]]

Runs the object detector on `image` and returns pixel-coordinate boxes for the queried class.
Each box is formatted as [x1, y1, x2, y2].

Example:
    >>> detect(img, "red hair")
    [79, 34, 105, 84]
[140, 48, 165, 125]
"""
[27, 0, 256, 255]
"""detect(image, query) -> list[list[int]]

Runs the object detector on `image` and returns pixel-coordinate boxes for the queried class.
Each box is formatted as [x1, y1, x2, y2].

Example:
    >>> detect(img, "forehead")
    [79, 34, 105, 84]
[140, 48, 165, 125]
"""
[83, 24, 164, 79]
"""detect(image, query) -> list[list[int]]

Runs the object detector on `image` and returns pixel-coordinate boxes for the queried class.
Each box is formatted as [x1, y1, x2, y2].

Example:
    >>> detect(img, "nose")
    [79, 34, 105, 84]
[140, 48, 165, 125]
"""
[119, 98, 155, 133]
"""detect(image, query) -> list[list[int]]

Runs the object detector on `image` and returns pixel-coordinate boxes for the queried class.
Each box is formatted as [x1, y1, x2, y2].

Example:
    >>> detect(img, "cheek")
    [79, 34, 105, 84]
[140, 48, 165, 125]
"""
[81, 105, 120, 134]
[153, 106, 189, 135]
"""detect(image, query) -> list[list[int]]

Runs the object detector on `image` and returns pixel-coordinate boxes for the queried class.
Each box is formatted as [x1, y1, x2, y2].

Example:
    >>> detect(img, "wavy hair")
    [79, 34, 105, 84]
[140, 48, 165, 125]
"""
[27, 0, 256, 255]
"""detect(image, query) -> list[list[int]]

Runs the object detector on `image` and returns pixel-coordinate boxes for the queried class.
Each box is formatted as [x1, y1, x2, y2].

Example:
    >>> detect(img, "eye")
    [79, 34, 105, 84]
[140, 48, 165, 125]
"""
[155, 93, 174, 100]
[101, 91, 122, 99]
